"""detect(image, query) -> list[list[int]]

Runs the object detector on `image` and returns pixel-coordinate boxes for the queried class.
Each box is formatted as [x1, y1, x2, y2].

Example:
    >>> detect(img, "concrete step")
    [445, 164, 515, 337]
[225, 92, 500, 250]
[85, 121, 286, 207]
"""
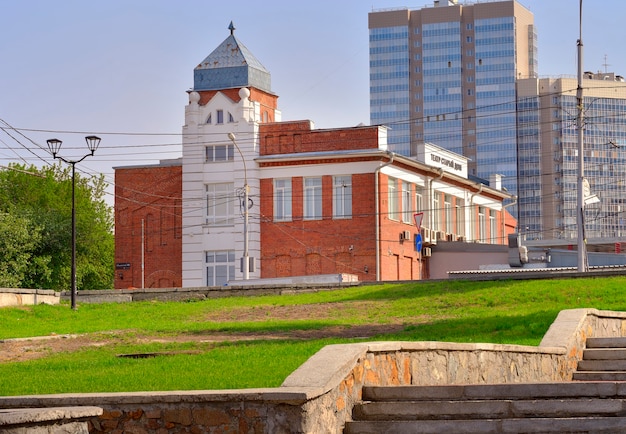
[573, 371, 626, 381]
[578, 359, 626, 371]
[585, 337, 626, 348]
[354, 398, 626, 421]
[583, 348, 626, 359]
[361, 382, 626, 402]
[344, 417, 626, 434]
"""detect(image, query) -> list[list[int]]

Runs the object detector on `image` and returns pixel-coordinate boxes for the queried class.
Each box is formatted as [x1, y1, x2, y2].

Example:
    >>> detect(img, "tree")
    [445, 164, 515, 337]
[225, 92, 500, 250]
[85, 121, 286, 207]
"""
[0, 163, 114, 290]
[0, 213, 42, 287]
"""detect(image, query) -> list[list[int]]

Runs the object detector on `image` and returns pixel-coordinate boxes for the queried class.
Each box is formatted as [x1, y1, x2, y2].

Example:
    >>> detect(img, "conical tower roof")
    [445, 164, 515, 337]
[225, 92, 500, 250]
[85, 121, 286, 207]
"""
[193, 22, 272, 93]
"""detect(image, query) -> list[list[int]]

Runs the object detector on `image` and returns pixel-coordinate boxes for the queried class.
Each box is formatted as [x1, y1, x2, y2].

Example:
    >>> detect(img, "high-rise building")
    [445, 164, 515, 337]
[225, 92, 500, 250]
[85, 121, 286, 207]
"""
[369, 0, 536, 198]
[517, 73, 626, 243]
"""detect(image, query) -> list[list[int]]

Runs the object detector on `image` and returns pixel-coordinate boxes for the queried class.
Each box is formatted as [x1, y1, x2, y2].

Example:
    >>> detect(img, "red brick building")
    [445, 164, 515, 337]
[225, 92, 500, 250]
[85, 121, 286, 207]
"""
[114, 160, 182, 289]
[257, 121, 515, 282]
[114, 24, 516, 288]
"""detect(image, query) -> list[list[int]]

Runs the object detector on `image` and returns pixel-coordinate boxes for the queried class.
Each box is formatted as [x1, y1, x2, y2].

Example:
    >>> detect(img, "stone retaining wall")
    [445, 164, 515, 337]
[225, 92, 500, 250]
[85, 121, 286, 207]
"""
[1, 308, 625, 433]
[0, 289, 59, 307]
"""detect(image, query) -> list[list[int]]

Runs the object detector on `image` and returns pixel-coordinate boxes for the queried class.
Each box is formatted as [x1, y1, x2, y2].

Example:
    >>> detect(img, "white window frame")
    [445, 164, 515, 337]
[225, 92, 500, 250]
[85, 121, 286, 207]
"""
[456, 199, 465, 236]
[304, 177, 323, 220]
[388, 177, 399, 221]
[205, 144, 234, 163]
[206, 183, 234, 226]
[206, 250, 235, 286]
[402, 181, 412, 223]
[478, 206, 486, 242]
[489, 209, 497, 244]
[444, 194, 453, 233]
[415, 186, 423, 214]
[333, 175, 352, 219]
[274, 179, 292, 222]
[433, 193, 440, 231]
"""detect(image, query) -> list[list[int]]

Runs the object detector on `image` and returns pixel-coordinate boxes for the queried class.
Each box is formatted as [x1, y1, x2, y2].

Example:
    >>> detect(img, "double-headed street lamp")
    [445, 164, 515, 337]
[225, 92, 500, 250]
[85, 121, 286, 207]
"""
[47, 135, 101, 310]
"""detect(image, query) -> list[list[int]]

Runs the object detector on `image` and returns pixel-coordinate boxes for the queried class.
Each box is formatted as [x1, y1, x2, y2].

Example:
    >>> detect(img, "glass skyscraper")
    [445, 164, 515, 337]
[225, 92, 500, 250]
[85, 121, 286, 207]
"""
[369, 0, 536, 202]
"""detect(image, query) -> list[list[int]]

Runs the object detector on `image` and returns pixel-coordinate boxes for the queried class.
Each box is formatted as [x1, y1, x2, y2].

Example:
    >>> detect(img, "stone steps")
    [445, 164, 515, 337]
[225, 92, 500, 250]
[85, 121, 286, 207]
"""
[345, 337, 626, 433]
[573, 337, 626, 381]
[345, 382, 626, 433]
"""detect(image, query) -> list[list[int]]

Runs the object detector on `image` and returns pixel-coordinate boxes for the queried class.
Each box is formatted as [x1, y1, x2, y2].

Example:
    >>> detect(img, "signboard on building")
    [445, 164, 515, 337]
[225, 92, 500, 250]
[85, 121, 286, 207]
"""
[416, 142, 468, 178]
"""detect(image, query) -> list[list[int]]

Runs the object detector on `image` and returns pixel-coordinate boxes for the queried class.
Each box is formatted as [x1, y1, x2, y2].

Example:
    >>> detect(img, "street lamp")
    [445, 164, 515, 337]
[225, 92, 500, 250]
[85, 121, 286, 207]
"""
[228, 132, 250, 280]
[47, 135, 101, 309]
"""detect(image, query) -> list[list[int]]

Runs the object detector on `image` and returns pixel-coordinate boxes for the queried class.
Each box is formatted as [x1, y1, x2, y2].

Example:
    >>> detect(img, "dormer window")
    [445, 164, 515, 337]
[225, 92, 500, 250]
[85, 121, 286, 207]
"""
[217, 110, 224, 124]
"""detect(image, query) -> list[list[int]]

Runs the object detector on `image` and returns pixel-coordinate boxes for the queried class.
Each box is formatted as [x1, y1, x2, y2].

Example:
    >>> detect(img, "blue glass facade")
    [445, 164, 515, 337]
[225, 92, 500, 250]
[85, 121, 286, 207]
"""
[370, 26, 410, 155]
[516, 96, 541, 235]
[475, 17, 517, 193]
[422, 22, 463, 155]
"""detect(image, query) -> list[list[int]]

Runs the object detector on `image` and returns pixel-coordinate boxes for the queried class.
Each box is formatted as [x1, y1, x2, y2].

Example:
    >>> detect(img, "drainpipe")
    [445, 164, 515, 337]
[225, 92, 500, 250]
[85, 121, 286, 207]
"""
[469, 183, 483, 242]
[428, 168, 444, 232]
[502, 195, 517, 245]
[375, 152, 394, 281]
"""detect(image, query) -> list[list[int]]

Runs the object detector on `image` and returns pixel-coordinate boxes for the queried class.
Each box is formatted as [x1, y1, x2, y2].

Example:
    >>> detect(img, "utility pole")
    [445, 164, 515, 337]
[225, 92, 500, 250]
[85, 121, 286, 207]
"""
[576, 0, 588, 272]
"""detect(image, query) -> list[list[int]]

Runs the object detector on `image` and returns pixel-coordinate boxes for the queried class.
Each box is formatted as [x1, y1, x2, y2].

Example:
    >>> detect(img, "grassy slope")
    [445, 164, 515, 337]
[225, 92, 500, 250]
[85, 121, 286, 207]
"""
[1, 276, 625, 395]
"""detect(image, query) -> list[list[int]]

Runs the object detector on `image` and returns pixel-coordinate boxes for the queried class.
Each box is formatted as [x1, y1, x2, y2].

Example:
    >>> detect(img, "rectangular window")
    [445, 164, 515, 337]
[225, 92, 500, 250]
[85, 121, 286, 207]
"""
[304, 177, 322, 220]
[206, 250, 235, 286]
[274, 179, 292, 222]
[216, 109, 224, 124]
[415, 186, 423, 214]
[478, 206, 486, 242]
[333, 175, 352, 219]
[206, 183, 234, 225]
[205, 144, 234, 162]
[402, 181, 412, 223]
[456, 199, 465, 236]
[489, 209, 497, 244]
[444, 194, 452, 233]
[388, 177, 399, 221]
[433, 193, 440, 231]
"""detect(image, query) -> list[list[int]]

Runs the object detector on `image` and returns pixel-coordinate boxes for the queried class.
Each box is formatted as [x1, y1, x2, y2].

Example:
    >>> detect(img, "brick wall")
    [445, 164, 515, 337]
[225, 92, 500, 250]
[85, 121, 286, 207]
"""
[114, 163, 182, 289]
[260, 173, 379, 281]
[259, 122, 382, 156]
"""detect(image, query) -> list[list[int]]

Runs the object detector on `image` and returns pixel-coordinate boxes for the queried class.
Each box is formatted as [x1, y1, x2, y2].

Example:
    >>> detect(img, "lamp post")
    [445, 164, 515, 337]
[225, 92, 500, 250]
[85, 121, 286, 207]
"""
[47, 135, 101, 310]
[228, 133, 250, 280]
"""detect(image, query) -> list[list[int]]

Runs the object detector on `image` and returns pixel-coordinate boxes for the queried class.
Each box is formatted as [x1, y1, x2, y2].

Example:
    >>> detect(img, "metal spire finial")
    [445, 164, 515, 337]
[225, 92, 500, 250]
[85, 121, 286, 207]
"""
[229, 21, 235, 35]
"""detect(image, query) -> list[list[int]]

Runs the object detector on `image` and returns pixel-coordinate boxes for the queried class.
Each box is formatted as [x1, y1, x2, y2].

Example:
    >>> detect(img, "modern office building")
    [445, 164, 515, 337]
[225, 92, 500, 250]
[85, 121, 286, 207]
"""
[517, 73, 626, 244]
[369, 0, 536, 199]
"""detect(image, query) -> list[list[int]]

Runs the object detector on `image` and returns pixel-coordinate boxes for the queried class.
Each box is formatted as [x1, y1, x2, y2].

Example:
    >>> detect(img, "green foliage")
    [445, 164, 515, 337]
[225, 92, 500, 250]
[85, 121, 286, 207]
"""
[0, 163, 114, 290]
[0, 213, 42, 287]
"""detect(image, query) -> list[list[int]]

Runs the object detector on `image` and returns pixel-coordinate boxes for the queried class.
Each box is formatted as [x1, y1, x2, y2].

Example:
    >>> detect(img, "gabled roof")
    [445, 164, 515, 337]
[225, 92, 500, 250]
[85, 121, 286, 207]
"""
[193, 22, 272, 93]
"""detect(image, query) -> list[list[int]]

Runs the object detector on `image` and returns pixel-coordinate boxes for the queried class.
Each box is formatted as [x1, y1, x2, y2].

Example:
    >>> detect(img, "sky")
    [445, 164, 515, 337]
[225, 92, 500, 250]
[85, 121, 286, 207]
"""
[1, 0, 624, 204]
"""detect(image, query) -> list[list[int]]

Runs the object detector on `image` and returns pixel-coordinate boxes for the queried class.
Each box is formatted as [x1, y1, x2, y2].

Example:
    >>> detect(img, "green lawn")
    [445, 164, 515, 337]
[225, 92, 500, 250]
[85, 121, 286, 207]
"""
[1, 276, 625, 396]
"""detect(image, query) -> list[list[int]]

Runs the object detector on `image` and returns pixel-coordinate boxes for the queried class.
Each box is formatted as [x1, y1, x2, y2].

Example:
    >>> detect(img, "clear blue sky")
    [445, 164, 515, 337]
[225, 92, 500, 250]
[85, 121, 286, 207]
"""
[1, 0, 623, 200]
